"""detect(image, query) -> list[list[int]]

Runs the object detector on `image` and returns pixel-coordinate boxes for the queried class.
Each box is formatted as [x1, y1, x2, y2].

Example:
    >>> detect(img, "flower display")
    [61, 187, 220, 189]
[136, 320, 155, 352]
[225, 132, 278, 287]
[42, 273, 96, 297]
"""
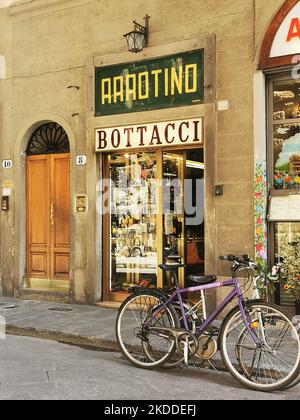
[276, 236, 300, 302]
[254, 257, 280, 298]
[254, 162, 267, 262]
[274, 171, 300, 190]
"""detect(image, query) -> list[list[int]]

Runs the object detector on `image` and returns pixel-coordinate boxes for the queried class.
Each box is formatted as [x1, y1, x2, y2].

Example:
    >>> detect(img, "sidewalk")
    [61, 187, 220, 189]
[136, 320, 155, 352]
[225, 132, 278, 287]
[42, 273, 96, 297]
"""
[0, 297, 119, 351]
[1, 296, 299, 353]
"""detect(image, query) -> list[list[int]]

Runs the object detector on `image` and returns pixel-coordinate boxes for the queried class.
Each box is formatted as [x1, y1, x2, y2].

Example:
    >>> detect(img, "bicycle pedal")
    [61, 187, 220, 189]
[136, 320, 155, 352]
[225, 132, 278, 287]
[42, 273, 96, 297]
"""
[207, 326, 219, 336]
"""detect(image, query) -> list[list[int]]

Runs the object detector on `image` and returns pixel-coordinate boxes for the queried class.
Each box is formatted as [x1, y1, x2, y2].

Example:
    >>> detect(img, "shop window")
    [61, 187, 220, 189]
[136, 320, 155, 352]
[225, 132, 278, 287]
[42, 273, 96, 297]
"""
[269, 76, 300, 306]
[109, 152, 158, 294]
[104, 148, 205, 301]
[272, 79, 300, 190]
[275, 223, 300, 306]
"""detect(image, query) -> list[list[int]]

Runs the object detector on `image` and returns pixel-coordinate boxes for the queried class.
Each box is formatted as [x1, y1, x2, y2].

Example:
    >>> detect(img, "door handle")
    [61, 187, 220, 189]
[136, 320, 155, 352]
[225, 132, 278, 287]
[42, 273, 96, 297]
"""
[50, 203, 55, 226]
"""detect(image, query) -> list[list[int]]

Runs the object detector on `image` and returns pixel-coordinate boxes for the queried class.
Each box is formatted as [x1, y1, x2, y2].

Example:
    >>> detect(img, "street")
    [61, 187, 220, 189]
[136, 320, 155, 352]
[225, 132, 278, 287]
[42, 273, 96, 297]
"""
[0, 335, 299, 400]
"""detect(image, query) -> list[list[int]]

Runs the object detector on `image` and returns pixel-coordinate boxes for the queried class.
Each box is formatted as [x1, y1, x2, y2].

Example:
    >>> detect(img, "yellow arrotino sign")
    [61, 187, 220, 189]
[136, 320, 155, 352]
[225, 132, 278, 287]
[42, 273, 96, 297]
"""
[95, 50, 204, 116]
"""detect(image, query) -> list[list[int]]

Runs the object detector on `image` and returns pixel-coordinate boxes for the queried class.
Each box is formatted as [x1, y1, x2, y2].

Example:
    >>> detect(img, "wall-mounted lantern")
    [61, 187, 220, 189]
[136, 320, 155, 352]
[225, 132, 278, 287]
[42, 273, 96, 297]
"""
[124, 15, 150, 53]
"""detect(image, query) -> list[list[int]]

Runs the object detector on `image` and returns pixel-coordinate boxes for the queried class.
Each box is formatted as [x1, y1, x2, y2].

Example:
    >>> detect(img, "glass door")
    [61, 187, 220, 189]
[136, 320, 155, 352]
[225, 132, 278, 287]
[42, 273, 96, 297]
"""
[185, 149, 205, 285]
[161, 149, 205, 288]
[162, 151, 185, 288]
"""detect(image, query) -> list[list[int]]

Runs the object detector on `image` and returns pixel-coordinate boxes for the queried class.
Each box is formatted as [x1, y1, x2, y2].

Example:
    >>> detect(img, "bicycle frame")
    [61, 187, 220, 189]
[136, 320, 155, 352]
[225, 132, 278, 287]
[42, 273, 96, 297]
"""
[146, 276, 260, 345]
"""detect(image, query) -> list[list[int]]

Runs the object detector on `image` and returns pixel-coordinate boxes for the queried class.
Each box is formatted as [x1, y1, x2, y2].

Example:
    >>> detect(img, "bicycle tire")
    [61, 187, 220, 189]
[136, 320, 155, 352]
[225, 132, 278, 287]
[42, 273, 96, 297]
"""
[283, 373, 300, 390]
[116, 291, 179, 369]
[236, 326, 300, 391]
[219, 300, 300, 392]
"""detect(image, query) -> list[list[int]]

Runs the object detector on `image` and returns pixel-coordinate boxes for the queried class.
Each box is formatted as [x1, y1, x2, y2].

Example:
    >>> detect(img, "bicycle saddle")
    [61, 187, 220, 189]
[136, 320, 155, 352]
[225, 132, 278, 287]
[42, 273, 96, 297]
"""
[159, 263, 187, 271]
[187, 275, 217, 285]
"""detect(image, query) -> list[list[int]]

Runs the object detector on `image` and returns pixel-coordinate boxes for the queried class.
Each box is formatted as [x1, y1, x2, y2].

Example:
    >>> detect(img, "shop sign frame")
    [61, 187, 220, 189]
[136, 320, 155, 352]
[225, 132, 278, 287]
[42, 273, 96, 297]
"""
[95, 118, 204, 153]
[95, 50, 204, 116]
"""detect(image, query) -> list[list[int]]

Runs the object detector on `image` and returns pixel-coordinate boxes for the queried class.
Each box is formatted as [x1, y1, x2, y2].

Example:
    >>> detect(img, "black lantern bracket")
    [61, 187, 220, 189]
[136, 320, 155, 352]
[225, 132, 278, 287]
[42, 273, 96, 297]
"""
[124, 14, 150, 53]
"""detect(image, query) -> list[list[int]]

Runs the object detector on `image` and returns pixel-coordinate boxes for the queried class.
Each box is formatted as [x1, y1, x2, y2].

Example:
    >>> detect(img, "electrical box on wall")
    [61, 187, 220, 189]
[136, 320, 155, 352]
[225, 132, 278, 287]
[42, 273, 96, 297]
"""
[215, 185, 224, 197]
[76, 195, 87, 213]
[1, 196, 9, 211]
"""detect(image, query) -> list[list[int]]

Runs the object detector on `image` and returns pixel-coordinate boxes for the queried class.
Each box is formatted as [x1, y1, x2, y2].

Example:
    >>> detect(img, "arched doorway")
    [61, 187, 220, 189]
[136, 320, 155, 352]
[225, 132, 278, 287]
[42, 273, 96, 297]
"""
[25, 122, 70, 292]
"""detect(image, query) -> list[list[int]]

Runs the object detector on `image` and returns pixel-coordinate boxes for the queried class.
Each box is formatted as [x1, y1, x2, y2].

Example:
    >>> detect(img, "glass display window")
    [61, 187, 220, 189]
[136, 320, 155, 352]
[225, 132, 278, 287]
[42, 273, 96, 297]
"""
[273, 79, 300, 121]
[268, 76, 300, 307]
[109, 152, 158, 295]
[274, 222, 300, 306]
[103, 147, 205, 302]
[272, 79, 300, 190]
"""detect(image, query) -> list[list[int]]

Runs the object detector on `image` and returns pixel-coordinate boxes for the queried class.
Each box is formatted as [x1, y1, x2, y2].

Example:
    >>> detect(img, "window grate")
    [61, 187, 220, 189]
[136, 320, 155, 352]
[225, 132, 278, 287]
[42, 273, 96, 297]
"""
[26, 123, 70, 156]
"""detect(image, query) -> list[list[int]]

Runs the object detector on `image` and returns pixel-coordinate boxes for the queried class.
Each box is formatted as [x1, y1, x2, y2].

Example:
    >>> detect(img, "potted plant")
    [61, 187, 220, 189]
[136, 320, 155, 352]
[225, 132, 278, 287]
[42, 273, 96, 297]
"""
[277, 236, 300, 315]
[255, 257, 280, 301]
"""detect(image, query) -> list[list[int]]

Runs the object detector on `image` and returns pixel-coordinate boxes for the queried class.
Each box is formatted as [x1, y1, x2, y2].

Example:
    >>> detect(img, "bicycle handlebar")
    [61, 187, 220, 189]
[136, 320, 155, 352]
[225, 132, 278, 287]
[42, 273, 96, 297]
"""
[219, 255, 236, 262]
[219, 254, 257, 270]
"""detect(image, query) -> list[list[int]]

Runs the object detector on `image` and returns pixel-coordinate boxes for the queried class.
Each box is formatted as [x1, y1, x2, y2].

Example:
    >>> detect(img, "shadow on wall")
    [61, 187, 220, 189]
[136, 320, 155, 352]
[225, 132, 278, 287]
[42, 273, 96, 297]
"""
[0, 55, 6, 80]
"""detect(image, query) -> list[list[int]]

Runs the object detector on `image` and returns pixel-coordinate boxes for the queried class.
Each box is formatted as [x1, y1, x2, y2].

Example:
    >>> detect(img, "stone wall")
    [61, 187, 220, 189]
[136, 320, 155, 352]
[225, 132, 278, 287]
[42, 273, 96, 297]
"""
[0, 0, 289, 303]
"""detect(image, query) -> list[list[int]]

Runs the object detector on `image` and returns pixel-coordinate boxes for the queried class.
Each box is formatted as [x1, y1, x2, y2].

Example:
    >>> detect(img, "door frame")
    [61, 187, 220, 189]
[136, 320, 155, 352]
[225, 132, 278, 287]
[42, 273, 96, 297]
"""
[13, 117, 76, 297]
[26, 153, 71, 285]
[266, 72, 300, 306]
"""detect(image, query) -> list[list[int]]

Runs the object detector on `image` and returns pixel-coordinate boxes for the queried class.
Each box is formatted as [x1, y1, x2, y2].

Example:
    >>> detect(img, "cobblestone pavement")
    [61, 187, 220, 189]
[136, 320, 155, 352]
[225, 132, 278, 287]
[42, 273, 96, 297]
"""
[0, 335, 299, 400]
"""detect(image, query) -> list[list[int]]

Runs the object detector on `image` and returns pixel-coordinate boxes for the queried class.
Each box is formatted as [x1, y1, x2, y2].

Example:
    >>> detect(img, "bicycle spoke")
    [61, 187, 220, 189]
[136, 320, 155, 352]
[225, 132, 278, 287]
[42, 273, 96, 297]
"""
[221, 303, 300, 390]
[117, 293, 178, 369]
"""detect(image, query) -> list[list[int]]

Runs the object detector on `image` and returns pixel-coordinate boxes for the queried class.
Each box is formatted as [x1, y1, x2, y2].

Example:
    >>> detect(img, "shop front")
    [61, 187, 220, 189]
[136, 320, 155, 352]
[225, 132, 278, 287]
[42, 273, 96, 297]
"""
[93, 42, 215, 303]
[1, 0, 281, 306]
[258, 0, 300, 309]
[99, 121, 205, 302]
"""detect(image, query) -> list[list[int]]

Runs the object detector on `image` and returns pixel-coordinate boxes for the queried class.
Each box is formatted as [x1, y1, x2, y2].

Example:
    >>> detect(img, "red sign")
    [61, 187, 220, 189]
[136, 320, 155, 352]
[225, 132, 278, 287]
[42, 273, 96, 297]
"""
[286, 17, 300, 42]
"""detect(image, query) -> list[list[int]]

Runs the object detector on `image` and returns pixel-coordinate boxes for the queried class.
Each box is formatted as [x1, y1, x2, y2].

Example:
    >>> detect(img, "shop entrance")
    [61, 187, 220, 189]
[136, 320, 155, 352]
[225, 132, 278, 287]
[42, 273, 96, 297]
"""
[25, 123, 70, 292]
[103, 148, 204, 302]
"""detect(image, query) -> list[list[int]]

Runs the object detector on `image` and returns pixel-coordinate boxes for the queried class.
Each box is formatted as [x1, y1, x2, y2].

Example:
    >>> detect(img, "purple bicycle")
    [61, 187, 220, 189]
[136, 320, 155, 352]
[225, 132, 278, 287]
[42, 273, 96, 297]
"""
[116, 255, 300, 392]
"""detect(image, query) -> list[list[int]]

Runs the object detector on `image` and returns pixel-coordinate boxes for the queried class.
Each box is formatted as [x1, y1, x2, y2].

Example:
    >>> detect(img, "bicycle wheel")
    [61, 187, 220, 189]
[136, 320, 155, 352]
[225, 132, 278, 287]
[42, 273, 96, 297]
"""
[219, 301, 300, 392]
[236, 326, 300, 391]
[116, 291, 179, 369]
[283, 372, 300, 390]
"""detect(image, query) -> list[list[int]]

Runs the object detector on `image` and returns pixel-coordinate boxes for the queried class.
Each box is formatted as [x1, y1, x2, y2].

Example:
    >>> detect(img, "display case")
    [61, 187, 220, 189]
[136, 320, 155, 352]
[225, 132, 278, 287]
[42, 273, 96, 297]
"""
[103, 148, 205, 302]
[109, 153, 158, 293]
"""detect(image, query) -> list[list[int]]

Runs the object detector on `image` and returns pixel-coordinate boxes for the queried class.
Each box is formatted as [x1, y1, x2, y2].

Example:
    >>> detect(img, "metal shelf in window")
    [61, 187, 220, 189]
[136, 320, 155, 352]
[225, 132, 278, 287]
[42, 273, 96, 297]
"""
[273, 118, 300, 126]
[26, 123, 70, 156]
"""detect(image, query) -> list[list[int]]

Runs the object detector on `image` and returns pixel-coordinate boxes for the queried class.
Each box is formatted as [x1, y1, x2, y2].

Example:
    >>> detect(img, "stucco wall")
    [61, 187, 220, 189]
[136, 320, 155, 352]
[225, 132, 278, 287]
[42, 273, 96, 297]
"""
[0, 0, 289, 303]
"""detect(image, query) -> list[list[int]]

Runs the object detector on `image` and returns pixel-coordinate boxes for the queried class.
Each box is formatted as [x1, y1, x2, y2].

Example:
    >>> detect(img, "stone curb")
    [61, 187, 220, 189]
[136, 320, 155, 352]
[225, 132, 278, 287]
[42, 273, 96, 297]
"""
[5, 324, 228, 372]
[6, 325, 120, 352]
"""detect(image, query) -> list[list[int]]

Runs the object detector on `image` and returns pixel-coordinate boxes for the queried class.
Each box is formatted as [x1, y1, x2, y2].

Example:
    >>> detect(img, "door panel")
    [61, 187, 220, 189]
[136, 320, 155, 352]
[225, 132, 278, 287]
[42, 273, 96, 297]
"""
[26, 153, 70, 282]
[51, 154, 70, 279]
[26, 156, 50, 278]
[30, 253, 48, 277]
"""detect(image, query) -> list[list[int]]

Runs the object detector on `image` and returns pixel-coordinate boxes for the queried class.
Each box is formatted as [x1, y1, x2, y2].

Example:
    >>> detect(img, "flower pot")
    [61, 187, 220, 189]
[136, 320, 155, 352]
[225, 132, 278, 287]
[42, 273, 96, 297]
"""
[295, 299, 300, 316]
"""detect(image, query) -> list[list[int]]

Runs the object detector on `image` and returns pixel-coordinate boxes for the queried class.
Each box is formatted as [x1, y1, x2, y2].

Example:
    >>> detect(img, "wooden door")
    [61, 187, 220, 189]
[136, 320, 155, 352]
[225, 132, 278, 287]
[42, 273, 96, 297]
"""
[26, 153, 70, 281]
